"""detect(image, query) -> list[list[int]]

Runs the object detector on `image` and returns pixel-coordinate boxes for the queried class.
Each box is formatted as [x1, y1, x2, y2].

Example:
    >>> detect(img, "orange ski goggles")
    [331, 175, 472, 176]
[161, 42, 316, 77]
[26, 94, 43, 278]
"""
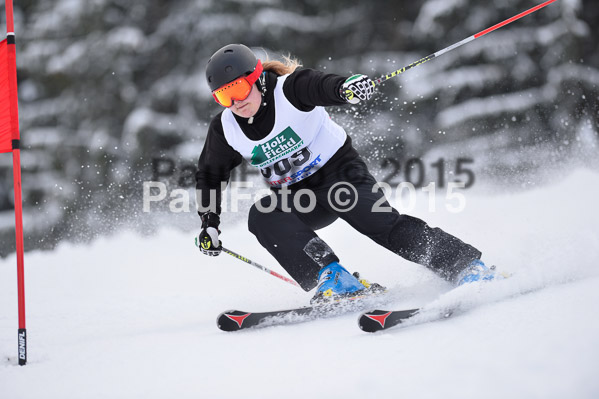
[212, 60, 263, 107]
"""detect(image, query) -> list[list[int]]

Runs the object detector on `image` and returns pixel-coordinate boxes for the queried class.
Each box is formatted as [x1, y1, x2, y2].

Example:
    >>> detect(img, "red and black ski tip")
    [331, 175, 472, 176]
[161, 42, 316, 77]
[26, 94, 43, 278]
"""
[358, 309, 419, 333]
[217, 310, 254, 331]
[217, 307, 320, 331]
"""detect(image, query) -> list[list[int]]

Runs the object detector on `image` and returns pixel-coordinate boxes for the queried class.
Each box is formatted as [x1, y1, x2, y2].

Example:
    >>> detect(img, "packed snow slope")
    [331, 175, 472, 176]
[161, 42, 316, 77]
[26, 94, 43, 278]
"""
[1, 168, 599, 399]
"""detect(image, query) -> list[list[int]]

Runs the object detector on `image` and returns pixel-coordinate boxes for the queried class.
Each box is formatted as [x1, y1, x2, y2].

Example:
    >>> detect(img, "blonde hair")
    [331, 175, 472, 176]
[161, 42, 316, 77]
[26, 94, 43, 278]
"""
[262, 54, 302, 76]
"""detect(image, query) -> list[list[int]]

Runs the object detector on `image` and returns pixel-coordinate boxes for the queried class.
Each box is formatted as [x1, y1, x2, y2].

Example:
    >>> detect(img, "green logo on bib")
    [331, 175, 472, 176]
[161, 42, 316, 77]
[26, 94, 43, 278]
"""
[250, 127, 304, 167]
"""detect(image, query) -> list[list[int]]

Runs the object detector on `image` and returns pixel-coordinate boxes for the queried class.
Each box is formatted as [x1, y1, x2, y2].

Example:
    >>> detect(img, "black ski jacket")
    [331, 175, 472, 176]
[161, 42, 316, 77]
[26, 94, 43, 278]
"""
[195, 68, 360, 215]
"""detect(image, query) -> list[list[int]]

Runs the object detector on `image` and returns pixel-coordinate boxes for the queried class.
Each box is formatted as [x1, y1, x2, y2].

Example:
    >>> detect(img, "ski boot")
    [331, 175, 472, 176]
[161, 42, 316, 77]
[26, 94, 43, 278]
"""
[455, 259, 497, 286]
[311, 262, 385, 304]
[352, 272, 386, 295]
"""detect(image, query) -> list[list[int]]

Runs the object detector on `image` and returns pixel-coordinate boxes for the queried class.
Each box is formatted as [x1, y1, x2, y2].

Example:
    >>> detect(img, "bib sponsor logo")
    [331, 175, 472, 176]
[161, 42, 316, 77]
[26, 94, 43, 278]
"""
[251, 127, 304, 167]
[267, 154, 322, 187]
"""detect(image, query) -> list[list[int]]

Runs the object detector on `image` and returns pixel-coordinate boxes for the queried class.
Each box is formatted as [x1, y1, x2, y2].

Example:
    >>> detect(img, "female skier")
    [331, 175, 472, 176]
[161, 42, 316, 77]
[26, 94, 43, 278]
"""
[195, 44, 495, 302]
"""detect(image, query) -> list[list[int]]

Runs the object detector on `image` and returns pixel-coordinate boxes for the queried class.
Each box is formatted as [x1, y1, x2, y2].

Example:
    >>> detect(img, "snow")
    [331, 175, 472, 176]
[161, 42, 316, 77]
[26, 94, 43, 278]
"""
[437, 88, 549, 128]
[105, 27, 146, 51]
[1, 168, 599, 398]
[46, 42, 88, 75]
[402, 64, 504, 101]
[253, 8, 362, 33]
[414, 0, 466, 37]
[122, 108, 183, 150]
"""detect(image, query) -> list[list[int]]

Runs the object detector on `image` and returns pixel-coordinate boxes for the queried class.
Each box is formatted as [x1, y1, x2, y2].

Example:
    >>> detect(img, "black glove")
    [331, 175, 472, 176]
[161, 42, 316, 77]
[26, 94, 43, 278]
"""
[340, 74, 375, 104]
[196, 211, 222, 256]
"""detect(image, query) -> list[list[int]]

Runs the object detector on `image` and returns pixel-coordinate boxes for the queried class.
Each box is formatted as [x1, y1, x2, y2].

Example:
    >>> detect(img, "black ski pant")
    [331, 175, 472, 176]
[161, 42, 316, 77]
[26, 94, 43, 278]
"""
[248, 157, 481, 291]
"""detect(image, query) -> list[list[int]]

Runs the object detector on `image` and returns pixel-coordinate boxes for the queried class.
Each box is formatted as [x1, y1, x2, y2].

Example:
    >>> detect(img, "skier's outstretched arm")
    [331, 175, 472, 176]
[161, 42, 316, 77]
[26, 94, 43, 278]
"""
[195, 114, 242, 256]
[282, 68, 374, 110]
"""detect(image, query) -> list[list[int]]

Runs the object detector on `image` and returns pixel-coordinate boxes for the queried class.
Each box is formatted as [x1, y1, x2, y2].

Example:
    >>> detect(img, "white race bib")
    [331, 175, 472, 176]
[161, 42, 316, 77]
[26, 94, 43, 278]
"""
[221, 74, 346, 188]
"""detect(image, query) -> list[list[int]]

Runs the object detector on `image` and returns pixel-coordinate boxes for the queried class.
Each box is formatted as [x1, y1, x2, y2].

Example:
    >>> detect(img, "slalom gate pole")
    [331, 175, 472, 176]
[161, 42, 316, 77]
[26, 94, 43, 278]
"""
[221, 247, 302, 288]
[374, 0, 557, 86]
[4, 0, 27, 365]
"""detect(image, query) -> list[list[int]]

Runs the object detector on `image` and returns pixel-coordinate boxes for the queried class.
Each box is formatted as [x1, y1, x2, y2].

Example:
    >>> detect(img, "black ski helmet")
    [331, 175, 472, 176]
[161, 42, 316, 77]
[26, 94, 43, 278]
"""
[206, 44, 260, 92]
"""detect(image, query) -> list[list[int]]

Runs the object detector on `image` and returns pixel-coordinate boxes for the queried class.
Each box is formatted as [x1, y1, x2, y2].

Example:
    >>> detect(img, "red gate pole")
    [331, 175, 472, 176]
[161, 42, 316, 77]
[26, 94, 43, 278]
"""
[4, 0, 27, 366]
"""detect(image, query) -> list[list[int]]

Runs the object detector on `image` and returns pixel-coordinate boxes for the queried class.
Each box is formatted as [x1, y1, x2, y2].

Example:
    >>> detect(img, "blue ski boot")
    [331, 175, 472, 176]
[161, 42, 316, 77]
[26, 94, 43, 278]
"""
[311, 262, 367, 304]
[455, 259, 496, 286]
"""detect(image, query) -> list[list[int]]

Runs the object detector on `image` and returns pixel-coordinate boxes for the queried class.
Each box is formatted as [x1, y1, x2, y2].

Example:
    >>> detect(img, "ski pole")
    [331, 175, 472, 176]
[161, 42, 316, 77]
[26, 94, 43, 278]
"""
[374, 0, 557, 86]
[221, 246, 302, 288]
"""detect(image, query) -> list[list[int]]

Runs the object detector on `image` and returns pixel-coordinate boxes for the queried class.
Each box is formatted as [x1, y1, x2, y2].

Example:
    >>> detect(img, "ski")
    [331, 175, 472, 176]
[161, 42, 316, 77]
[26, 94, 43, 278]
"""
[358, 309, 420, 332]
[358, 307, 453, 332]
[218, 306, 327, 332]
[359, 268, 512, 332]
[217, 294, 384, 332]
